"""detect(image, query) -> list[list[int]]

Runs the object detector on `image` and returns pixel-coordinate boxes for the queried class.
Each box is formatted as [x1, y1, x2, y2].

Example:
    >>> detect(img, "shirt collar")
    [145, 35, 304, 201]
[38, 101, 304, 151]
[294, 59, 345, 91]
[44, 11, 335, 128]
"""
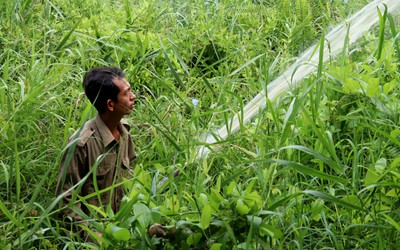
[94, 114, 128, 147]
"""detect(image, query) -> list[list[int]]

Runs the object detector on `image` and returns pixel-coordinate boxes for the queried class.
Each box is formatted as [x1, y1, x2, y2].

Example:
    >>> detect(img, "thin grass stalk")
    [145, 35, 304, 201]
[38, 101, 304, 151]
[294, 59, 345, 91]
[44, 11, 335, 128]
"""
[300, 105, 342, 172]
[227, 90, 245, 132]
[62, 94, 80, 144]
[159, 38, 186, 90]
[1, 50, 9, 107]
[266, 98, 281, 135]
[252, 157, 347, 184]
[313, 31, 325, 117]
[171, 43, 190, 76]
[280, 77, 318, 147]
[228, 54, 265, 77]
[361, 122, 400, 148]
[54, 21, 80, 55]
[382, 214, 400, 233]
[124, 0, 132, 24]
[12, 118, 20, 206]
[302, 190, 365, 212]
[0, 200, 22, 228]
[222, 99, 231, 140]
[340, 25, 350, 68]
[141, 98, 182, 152]
[387, 14, 400, 65]
[347, 139, 361, 192]
[262, 162, 279, 210]
[375, 5, 388, 60]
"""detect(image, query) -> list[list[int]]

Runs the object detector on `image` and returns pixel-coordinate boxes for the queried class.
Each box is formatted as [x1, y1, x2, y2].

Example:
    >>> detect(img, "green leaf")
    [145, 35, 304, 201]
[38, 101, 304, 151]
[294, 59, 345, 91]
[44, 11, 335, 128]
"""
[215, 174, 222, 192]
[86, 204, 107, 218]
[133, 203, 151, 228]
[386, 189, 398, 197]
[311, 198, 324, 221]
[366, 77, 380, 97]
[375, 158, 387, 173]
[383, 81, 396, 95]
[259, 223, 283, 239]
[210, 243, 223, 250]
[243, 191, 262, 209]
[237, 242, 256, 250]
[226, 181, 236, 195]
[200, 203, 212, 230]
[364, 168, 379, 186]
[107, 224, 130, 241]
[187, 232, 203, 246]
[197, 193, 209, 207]
[209, 188, 226, 209]
[115, 195, 139, 221]
[247, 215, 262, 229]
[341, 195, 362, 207]
[343, 78, 361, 93]
[236, 199, 250, 215]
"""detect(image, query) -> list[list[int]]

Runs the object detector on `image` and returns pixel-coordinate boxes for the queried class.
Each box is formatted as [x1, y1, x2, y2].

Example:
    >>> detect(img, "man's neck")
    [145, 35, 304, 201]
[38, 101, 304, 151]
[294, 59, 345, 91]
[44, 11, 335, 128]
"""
[100, 112, 122, 141]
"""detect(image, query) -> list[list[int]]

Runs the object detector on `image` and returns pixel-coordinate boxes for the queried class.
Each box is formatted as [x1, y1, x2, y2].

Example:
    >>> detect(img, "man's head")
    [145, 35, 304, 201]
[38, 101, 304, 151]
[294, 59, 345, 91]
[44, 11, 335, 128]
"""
[83, 67, 135, 115]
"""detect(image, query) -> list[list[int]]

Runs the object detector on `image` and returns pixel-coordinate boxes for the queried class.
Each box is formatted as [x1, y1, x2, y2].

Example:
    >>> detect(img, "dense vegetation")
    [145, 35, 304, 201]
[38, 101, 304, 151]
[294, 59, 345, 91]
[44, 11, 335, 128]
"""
[2, 0, 400, 249]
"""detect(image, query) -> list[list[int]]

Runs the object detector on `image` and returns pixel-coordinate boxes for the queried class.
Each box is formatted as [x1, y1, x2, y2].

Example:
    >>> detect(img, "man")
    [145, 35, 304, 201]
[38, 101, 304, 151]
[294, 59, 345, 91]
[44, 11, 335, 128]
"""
[56, 66, 137, 241]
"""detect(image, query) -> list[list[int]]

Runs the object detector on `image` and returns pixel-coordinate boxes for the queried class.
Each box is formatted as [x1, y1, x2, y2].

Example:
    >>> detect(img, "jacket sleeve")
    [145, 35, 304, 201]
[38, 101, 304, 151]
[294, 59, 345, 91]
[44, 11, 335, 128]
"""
[56, 141, 88, 226]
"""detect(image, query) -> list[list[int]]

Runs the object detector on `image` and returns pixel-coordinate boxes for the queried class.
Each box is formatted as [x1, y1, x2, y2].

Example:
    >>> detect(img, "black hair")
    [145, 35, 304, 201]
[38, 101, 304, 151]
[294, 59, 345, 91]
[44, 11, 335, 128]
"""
[82, 66, 125, 114]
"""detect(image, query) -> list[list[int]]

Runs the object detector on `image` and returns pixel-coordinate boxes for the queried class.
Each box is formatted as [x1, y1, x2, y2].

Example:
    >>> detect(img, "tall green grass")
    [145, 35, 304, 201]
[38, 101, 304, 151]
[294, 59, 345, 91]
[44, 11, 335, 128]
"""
[3, 0, 400, 249]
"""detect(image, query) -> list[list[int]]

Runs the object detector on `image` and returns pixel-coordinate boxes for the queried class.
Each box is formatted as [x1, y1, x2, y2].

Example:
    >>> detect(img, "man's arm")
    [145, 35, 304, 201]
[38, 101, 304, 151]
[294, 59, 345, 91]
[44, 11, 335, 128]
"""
[56, 142, 88, 226]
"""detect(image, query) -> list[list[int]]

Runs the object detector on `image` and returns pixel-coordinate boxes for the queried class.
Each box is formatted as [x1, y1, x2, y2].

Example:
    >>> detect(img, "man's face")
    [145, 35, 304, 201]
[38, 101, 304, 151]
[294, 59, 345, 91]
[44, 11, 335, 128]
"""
[112, 77, 136, 116]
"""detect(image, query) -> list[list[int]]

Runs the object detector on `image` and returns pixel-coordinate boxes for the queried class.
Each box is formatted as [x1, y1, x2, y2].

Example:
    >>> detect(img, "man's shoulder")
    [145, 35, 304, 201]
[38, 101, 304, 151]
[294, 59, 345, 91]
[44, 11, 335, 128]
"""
[68, 119, 96, 147]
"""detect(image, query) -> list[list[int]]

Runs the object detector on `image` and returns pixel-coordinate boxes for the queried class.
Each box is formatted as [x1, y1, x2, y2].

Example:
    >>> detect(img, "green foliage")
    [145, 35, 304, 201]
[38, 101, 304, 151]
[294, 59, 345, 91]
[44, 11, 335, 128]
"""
[2, 0, 400, 249]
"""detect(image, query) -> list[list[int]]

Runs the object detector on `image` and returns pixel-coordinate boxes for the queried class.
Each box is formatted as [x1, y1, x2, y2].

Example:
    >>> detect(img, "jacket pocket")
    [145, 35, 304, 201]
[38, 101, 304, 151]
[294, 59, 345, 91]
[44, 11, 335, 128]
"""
[93, 153, 117, 191]
[96, 153, 117, 176]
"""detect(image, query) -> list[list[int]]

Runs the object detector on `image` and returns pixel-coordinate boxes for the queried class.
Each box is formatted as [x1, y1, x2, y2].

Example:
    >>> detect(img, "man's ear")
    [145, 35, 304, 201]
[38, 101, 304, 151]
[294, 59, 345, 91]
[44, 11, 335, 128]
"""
[106, 99, 115, 112]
